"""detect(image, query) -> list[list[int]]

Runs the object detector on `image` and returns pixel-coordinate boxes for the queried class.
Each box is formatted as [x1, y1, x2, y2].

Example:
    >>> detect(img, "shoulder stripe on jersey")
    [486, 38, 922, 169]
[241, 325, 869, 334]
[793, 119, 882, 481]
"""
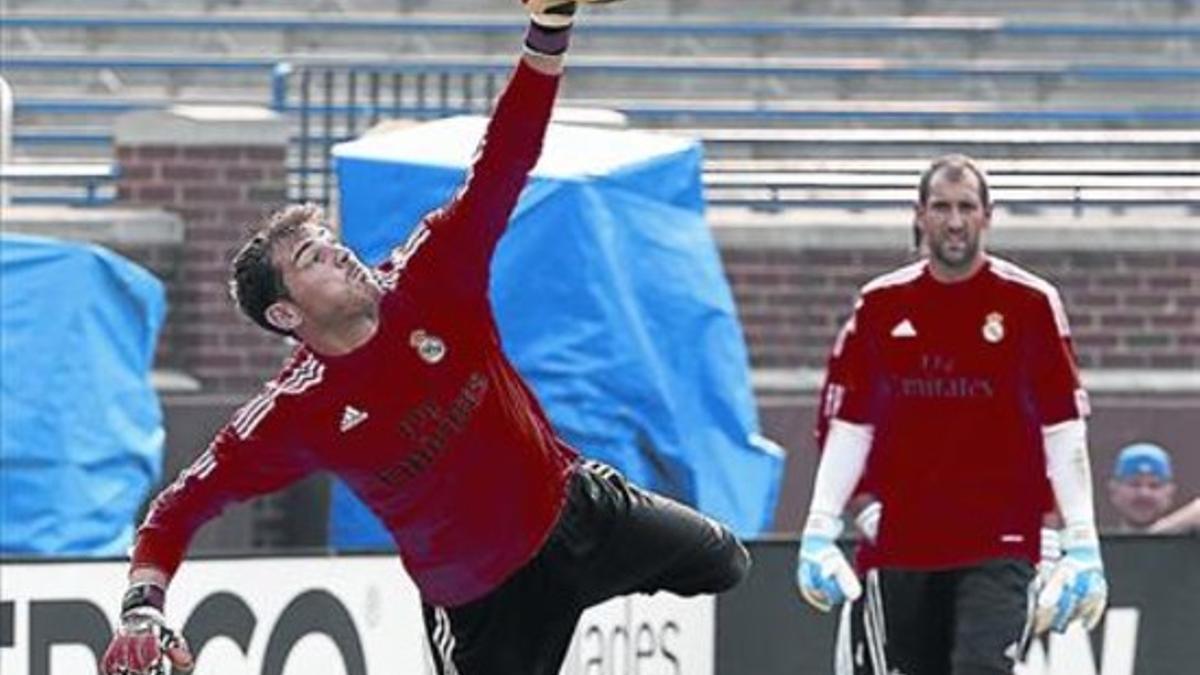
[275, 356, 325, 394]
[231, 357, 323, 438]
[162, 446, 218, 495]
[190, 448, 218, 481]
[231, 355, 326, 438]
[989, 256, 1071, 336]
[831, 315, 856, 357]
[860, 260, 926, 295]
[380, 222, 432, 291]
[169, 447, 219, 489]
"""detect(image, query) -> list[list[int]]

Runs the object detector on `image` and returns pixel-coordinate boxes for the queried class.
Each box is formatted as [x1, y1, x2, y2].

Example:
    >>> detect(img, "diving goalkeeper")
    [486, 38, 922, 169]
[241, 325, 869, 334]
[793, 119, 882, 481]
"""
[99, 3, 749, 674]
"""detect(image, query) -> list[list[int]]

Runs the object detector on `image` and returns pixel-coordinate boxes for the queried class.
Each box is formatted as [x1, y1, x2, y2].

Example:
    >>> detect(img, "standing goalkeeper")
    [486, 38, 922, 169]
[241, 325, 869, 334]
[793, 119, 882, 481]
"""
[99, 3, 748, 674]
[796, 155, 1108, 675]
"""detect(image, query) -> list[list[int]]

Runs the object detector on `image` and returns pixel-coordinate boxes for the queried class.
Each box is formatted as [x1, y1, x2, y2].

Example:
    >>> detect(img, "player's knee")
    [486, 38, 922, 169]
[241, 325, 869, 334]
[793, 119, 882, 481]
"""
[710, 531, 751, 592]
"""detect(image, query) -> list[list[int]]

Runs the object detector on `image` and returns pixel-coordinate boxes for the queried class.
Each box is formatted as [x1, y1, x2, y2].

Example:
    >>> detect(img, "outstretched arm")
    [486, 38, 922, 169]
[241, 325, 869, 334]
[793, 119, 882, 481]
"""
[1149, 497, 1200, 534]
[419, 2, 631, 299]
[427, 2, 575, 252]
[100, 414, 314, 674]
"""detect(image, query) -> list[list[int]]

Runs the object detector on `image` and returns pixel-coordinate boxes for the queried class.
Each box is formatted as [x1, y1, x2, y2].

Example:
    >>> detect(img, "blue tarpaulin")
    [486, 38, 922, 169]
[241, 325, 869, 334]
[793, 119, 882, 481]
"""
[329, 116, 783, 547]
[0, 233, 166, 556]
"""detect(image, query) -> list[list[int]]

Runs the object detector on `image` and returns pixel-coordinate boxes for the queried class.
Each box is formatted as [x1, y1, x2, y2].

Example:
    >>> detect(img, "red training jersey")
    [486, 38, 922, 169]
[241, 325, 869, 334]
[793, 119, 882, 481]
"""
[132, 62, 579, 607]
[823, 256, 1087, 569]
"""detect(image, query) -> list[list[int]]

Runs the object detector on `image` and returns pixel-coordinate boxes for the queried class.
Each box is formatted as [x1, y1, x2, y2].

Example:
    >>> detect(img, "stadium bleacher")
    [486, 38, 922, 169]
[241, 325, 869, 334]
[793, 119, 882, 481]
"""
[1, 0, 1197, 208]
[2, 8, 1198, 674]
[1, 0, 1196, 18]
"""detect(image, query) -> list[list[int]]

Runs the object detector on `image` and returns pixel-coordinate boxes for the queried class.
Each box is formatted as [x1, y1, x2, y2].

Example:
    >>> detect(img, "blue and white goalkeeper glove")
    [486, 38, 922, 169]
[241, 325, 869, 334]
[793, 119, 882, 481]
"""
[1034, 524, 1107, 633]
[796, 512, 862, 612]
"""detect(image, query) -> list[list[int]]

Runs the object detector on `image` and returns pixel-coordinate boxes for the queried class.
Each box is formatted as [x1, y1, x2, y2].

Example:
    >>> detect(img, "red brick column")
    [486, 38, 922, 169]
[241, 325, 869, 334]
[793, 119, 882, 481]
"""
[114, 106, 293, 393]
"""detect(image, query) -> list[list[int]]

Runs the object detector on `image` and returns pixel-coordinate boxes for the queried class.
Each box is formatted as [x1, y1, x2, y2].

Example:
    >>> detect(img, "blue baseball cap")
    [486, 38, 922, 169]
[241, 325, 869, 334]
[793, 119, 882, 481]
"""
[1113, 443, 1173, 481]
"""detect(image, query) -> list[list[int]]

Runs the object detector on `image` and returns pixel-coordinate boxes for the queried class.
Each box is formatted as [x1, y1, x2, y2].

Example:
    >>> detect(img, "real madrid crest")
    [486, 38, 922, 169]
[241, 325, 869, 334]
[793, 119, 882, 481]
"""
[982, 311, 1005, 344]
[409, 329, 447, 364]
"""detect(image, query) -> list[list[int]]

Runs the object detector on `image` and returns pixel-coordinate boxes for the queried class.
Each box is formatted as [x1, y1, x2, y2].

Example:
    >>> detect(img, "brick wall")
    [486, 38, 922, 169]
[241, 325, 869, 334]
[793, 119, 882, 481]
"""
[720, 241, 1199, 372]
[105, 105, 1198, 393]
[114, 108, 294, 392]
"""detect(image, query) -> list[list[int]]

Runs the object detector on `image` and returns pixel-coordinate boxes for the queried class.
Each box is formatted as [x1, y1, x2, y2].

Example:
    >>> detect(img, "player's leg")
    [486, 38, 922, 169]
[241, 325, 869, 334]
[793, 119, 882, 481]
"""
[562, 460, 750, 605]
[421, 546, 582, 675]
[873, 568, 955, 675]
[417, 459, 688, 673]
[949, 558, 1036, 675]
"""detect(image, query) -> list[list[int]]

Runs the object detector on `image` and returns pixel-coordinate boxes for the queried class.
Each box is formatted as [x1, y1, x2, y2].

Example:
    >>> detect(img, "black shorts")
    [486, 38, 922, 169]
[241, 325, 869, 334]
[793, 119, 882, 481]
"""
[421, 460, 750, 675]
[838, 559, 1036, 675]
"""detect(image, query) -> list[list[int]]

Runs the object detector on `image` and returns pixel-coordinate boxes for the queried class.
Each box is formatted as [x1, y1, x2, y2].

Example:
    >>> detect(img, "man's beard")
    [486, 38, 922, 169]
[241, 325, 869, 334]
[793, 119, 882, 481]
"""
[933, 234, 978, 269]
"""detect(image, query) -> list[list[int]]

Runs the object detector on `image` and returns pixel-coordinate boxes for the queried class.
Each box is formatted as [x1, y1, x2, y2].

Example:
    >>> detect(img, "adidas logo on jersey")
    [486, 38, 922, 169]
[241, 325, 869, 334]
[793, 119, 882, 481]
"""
[890, 319, 917, 338]
[340, 406, 368, 432]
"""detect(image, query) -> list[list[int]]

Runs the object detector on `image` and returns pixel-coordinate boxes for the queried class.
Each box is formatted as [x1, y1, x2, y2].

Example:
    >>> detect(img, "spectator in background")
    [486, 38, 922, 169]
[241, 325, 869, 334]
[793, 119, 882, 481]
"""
[1108, 442, 1200, 534]
[1108, 442, 1176, 531]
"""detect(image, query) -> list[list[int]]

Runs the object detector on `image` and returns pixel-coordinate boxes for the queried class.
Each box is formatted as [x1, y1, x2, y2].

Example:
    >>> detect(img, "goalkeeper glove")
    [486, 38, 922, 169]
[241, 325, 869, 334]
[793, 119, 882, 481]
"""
[521, 0, 626, 54]
[100, 583, 193, 675]
[1034, 524, 1108, 634]
[523, 0, 578, 29]
[1016, 526, 1065, 656]
[522, 0, 626, 28]
[796, 512, 862, 612]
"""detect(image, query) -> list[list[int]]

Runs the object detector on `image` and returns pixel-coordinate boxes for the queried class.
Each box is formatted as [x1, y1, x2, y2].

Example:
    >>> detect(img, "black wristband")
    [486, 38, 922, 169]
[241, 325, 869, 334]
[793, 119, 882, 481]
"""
[121, 583, 166, 614]
[524, 20, 572, 56]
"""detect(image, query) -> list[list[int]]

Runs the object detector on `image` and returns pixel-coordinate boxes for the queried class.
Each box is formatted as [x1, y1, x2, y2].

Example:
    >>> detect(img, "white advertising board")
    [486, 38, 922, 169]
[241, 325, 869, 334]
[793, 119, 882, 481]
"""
[0, 556, 714, 675]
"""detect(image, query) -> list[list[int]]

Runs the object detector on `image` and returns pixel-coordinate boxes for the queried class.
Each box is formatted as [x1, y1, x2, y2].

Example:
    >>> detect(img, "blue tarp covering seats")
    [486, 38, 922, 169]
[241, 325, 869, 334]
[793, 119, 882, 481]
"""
[329, 115, 783, 548]
[0, 233, 166, 555]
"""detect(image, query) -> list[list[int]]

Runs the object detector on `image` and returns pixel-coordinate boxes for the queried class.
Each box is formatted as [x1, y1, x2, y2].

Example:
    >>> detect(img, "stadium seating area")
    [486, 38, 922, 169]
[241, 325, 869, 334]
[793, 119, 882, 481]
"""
[1, 0, 1197, 209]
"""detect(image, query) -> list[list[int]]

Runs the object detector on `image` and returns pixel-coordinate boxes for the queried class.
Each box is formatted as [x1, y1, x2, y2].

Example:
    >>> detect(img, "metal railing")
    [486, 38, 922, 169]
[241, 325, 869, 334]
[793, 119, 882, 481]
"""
[3, 13, 1199, 42]
[271, 62, 500, 205]
[1, 76, 12, 207]
[0, 163, 118, 206]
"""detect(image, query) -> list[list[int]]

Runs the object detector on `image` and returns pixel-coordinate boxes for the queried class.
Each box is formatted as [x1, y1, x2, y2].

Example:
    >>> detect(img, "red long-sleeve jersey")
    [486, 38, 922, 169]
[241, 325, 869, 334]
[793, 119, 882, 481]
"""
[822, 257, 1086, 569]
[132, 62, 579, 607]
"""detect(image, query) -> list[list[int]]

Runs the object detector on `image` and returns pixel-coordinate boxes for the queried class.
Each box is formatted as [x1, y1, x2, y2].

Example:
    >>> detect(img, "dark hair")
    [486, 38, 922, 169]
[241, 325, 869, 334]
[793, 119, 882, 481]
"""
[229, 203, 324, 336]
[917, 154, 991, 207]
